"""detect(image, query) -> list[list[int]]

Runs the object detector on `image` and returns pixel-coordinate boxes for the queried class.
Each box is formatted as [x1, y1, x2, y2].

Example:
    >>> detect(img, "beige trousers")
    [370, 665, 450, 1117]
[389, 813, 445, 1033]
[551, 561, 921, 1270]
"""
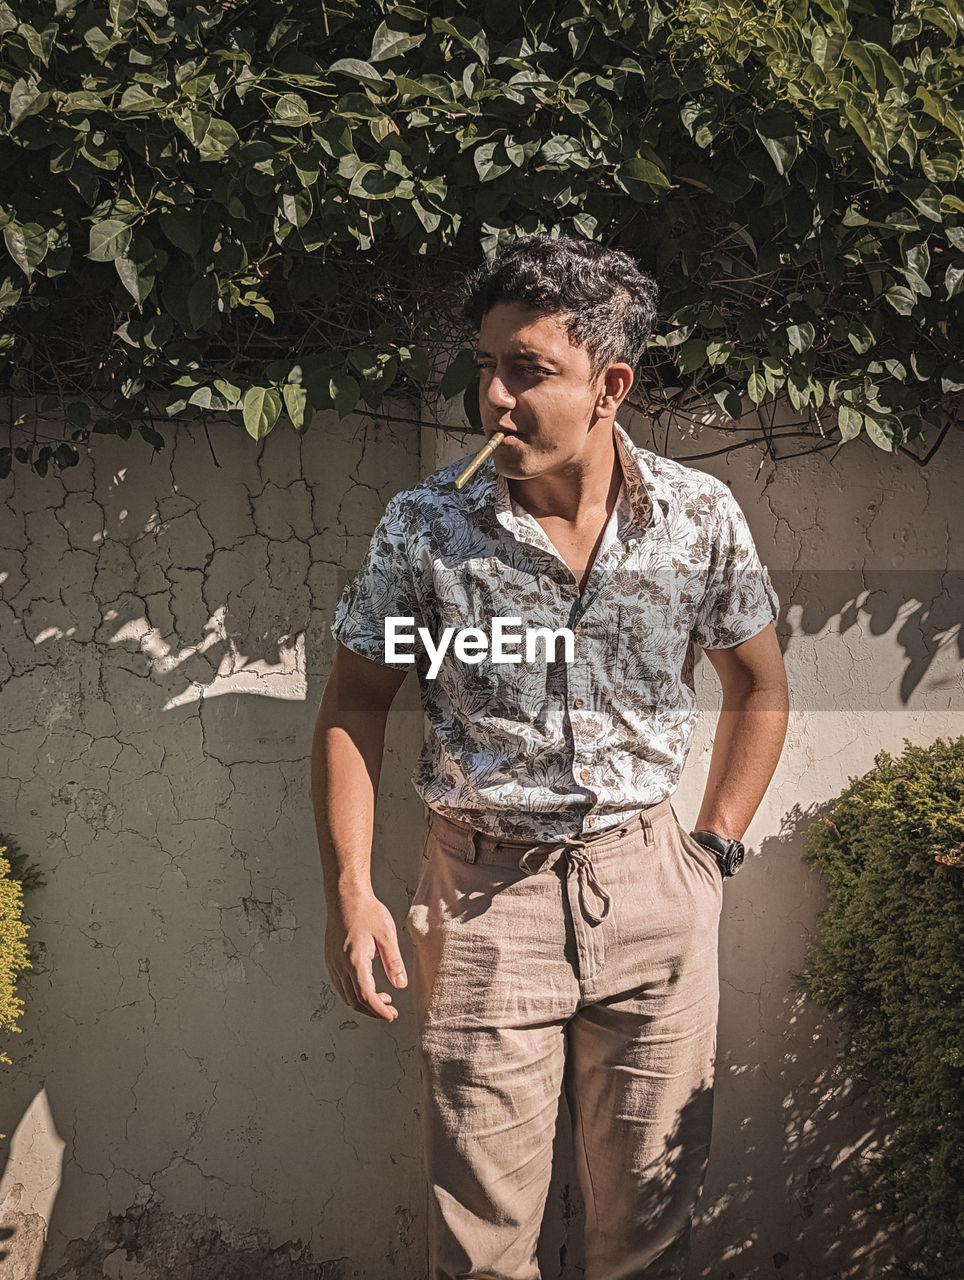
[404, 796, 724, 1280]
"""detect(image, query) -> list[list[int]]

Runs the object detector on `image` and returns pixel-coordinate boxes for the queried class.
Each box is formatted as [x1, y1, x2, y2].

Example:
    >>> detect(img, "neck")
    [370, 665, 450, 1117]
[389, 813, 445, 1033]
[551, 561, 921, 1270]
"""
[507, 430, 623, 524]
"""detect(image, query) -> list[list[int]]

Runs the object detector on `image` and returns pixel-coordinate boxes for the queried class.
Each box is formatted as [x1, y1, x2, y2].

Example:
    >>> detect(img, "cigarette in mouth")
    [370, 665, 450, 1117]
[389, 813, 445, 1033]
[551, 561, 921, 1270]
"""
[455, 431, 506, 490]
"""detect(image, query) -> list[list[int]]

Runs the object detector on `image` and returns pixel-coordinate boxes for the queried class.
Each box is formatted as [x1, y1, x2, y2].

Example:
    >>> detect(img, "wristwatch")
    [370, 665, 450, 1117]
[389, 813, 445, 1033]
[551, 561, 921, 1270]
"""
[690, 829, 745, 878]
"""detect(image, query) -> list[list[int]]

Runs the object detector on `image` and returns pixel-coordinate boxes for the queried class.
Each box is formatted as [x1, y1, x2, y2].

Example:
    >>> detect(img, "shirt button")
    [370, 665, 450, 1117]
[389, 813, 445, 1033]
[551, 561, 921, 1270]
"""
[572, 698, 584, 709]
[580, 768, 591, 782]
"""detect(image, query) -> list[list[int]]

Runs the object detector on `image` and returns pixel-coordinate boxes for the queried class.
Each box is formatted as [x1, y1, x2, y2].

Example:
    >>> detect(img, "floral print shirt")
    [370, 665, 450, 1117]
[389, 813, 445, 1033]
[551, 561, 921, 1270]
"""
[330, 420, 780, 841]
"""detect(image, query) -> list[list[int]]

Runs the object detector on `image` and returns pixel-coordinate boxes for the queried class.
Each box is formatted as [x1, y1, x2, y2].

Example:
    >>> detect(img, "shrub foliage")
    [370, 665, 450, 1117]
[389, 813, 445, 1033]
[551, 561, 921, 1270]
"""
[793, 736, 964, 1277]
[0, 839, 32, 1070]
[1, 0, 963, 477]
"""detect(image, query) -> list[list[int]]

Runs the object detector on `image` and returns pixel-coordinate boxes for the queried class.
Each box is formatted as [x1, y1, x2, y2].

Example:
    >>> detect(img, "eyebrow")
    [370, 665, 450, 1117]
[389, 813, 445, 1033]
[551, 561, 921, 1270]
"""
[475, 347, 562, 367]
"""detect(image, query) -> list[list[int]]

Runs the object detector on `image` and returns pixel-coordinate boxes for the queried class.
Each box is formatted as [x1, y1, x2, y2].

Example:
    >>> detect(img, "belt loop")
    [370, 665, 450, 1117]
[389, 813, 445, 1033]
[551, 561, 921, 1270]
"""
[466, 830, 481, 864]
[641, 814, 653, 847]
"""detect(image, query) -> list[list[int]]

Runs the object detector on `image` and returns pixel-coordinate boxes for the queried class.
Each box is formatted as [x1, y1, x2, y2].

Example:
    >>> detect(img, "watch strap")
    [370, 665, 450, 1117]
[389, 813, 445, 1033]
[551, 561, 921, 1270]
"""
[690, 829, 745, 877]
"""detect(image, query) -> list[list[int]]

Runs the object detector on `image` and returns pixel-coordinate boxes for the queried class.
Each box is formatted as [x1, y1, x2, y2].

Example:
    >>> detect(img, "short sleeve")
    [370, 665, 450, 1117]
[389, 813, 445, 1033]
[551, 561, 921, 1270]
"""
[330, 495, 422, 670]
[691, 485, 780, 650]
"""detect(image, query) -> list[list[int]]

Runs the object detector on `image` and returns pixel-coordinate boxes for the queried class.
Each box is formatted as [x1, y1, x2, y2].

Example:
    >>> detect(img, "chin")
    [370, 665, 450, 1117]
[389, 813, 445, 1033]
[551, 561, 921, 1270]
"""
[494, 457, 533, 479]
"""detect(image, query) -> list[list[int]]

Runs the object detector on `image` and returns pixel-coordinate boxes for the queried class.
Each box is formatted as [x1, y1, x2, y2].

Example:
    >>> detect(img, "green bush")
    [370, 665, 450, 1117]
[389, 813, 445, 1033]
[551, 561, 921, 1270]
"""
[1, 0, 963, 476]
[0, 835, 33, 1069]
[792, 735, 964, 1277]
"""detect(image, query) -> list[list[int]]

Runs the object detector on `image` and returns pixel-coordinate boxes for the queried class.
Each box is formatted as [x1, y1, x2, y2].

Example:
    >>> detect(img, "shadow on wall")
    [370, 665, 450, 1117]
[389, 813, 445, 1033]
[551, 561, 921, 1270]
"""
[679, 801, 928, 1280]
[0, 423, 428, 1278]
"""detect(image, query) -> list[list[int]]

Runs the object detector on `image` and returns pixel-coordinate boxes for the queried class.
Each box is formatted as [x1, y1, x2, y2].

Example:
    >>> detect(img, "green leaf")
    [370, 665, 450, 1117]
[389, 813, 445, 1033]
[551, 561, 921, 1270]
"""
[273, 93, 312, 124]
[540, 136, 591, 169]
[370, 21, 425, 62]
[431, 16, 489, 64]
[945, 264, 964, 298]
[197, 118, 240, 161]
[504, 138, 526, 167]
[712, 385, 744, 419]
[705, 340, 730, 367]
[328, 371, 360, 417]
[347, 345, 380, 380]
[677, 339, 707, 374]
[844, 104, 885, 168]
[138, 423, 165, 450]
[190, 385, 240, 412]
[118, 84, 164, 114]
[88, 218, 132, 263]
[862, 411, 902, 450]
[441, 348, 479, 399]
[903, 182, 943, 222]
[109, 0, 137, 26]
[242, 387, 282, 441]
[187, 276, 217, 329]
[756, 114, 800, 176]
[621, 156, 673, 189]
[9, 75, 51, 127]
[847, 320, 876, 354]
[348, 164, 398, 199]
[811, 27, 845, 71]
[173, 106, 211, 146]
[212, 379, 242, 407]
[283, 382, 309, 430]
[3, 221, 48, 277]
[281, 187, 313, 227]
[920, 150, 959, 184]
[747, 367, 766, 405]
[901, 237, 931, 281]
[837, 405, 863, 441]
[885, 285, 917, 314]
[329, 58, 384, 83]
[787, 371, 811, 412]
[473, 141, 512, 181]
[115, 255, 155, 304]
[787, 322, 815, 353]
[842, 41, 879, 92]
[462, 379, 483, 431]
[570, 211, 598, 238]
[398, 345, 430, 384]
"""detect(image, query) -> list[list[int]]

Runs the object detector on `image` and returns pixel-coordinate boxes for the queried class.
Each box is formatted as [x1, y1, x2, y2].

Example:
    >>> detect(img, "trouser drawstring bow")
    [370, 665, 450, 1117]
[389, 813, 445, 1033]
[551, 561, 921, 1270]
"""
[518, 837, 612, 926]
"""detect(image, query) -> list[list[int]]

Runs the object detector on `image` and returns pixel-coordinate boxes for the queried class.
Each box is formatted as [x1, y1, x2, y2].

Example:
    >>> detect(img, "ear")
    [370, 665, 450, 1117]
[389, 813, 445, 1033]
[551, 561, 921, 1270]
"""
[594, 363, 634, 419]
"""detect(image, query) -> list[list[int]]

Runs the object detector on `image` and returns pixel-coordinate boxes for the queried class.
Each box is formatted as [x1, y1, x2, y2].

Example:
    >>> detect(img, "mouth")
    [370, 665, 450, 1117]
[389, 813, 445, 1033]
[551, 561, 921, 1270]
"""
[488, 427, 523, 446]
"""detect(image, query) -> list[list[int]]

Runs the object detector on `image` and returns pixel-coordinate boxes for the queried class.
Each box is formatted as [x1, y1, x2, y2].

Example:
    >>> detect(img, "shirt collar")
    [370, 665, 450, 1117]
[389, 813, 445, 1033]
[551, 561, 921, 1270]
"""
[460, 420, 664, 537]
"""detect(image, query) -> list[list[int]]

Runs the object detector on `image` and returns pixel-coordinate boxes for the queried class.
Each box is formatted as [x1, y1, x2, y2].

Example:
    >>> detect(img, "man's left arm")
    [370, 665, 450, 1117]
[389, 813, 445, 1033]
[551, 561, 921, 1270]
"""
[697, 622, 789, 842]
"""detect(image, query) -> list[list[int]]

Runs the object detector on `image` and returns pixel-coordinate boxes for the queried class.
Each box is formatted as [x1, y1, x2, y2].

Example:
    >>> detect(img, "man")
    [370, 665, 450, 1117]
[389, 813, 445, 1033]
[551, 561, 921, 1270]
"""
[312, 233, 789, 1280]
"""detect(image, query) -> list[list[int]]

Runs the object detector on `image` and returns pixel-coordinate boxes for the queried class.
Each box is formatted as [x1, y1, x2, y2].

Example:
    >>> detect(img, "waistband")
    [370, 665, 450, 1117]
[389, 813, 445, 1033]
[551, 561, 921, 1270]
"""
[426, 797, 678, 927]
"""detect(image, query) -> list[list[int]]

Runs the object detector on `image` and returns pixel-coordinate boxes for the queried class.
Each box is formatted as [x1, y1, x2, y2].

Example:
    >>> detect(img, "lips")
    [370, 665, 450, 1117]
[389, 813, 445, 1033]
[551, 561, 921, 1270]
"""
[489, 429, 523, 446]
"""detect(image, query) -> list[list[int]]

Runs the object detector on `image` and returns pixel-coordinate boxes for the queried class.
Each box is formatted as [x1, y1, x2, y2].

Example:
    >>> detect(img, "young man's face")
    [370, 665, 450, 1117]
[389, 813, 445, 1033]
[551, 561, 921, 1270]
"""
[475, 302, 628, 481]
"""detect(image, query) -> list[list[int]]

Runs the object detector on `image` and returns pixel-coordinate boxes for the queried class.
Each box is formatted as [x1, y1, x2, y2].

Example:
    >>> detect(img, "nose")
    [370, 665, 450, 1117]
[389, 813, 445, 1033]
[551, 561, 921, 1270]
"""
[481, 367, 515, 411]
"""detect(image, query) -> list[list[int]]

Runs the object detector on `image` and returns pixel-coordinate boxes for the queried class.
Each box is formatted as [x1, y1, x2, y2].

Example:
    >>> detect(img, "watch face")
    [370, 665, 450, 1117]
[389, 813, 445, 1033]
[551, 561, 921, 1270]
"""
[726, 843, 746, 874]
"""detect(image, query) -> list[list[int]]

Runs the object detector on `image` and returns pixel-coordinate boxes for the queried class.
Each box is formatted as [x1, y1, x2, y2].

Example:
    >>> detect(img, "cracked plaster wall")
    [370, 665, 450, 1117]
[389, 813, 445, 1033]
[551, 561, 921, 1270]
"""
[0, 400, 961, 1280]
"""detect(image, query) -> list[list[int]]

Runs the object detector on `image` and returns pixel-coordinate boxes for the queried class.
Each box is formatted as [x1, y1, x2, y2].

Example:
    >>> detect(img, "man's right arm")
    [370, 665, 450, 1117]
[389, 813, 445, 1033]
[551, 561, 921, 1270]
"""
[312, 642, 409, 1023]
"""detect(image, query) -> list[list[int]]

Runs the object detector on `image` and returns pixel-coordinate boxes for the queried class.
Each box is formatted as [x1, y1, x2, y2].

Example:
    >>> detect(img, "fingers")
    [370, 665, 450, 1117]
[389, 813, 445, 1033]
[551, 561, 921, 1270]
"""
[350, 959, 398, 1022]
[377, 935, 408, 991]
[328, 909, 408, 1023]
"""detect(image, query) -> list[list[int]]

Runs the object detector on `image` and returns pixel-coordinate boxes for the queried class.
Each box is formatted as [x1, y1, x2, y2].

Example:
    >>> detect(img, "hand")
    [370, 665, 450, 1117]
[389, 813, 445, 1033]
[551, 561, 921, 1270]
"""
[325, 888, 408, 1023]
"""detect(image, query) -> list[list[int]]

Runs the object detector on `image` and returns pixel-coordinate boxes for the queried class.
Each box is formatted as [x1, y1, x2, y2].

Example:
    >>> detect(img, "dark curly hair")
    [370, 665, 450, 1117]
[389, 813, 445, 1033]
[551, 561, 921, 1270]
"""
[460, 233, 659, 382]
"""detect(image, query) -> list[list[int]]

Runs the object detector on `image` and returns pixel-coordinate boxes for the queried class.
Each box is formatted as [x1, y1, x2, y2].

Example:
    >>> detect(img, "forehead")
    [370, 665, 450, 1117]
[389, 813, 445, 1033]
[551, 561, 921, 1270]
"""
[476, 302, 587, 365]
